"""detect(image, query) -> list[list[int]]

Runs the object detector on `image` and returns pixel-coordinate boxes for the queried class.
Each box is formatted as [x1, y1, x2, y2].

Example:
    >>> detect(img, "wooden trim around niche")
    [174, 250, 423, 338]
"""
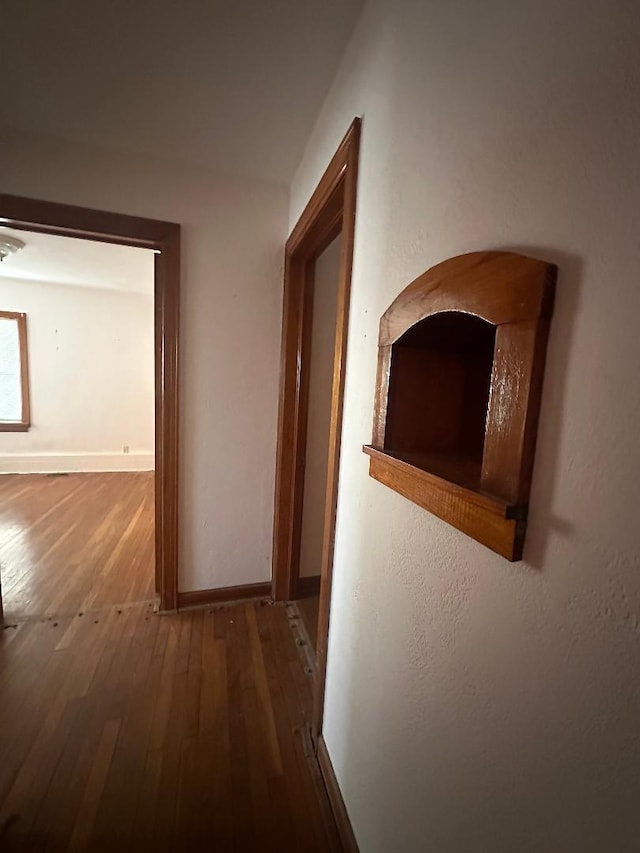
[0, 193, 180, 611]
[365, 250, 556, 561]
[271, 119, 361, 747]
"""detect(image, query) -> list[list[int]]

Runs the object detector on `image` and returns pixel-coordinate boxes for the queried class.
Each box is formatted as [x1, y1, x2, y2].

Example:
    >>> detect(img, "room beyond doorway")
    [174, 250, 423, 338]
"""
[0, 194, 180, 612]
[0, 225, 156, 620]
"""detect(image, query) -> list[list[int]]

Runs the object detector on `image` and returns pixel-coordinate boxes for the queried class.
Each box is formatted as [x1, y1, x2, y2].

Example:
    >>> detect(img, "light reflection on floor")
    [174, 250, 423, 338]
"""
[0, 514, 36, 614]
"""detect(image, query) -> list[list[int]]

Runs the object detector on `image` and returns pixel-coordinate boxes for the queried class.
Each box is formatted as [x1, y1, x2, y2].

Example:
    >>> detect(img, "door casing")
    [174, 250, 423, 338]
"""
[271, 119, 361, 743]
[0, 193, 180, 611]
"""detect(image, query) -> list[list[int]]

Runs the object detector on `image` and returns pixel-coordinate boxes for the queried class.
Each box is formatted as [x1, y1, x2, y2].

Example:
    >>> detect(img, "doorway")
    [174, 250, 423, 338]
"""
[295, 235, 342, 653]
[0, 194, 180, 612]
[271, 119, 360, 746]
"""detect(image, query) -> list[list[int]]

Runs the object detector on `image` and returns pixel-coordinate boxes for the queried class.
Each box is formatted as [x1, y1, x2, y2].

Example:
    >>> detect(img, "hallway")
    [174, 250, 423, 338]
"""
[0, 475, 339, 851]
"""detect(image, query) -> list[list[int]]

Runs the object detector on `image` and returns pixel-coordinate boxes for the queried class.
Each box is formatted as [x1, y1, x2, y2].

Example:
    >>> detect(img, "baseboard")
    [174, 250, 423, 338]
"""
[0, 453, 155, 474]
[177, 582, 271, 610]
[297, 575, 322, 597]
[317, 735, 359, 853]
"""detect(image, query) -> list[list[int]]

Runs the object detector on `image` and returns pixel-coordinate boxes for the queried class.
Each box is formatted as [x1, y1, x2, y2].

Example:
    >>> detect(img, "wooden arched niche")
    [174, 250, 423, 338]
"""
[363, 251, 557, 560]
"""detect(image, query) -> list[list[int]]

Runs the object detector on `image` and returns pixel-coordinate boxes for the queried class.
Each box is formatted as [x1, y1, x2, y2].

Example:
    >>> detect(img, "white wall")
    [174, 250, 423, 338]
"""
[291, 1, 640, 850]
[299, 236, 341, 579]
[0, 275, 154, 473]
[0, 127, 288, 593]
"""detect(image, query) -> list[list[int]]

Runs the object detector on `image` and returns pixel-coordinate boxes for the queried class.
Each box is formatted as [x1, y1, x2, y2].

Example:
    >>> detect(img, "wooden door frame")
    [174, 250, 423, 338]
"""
[0, 193, 180, 612]
[271, 118, 361, 743]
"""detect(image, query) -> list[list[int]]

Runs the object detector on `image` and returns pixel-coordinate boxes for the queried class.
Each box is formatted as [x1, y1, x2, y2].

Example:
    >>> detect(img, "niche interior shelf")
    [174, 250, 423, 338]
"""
[363, 251, 557, 560]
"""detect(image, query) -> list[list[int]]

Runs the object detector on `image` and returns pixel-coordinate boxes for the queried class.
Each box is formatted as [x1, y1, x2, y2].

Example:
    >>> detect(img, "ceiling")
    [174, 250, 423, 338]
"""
[0, 0, 363, 185]
[0, 229, 154, 295]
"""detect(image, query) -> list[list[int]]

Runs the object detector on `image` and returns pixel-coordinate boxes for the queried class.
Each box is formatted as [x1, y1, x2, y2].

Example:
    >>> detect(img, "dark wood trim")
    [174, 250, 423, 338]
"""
[177, 582, 271, 610]
[0, 193, 180, 611]
[296, 575, 322, 597]
[0, 194, 176, 247]
[271, 118, 361, 748]
[154, 226, 181, 611]
[317, 735, 359, 853]
[0, 310, 31, 431]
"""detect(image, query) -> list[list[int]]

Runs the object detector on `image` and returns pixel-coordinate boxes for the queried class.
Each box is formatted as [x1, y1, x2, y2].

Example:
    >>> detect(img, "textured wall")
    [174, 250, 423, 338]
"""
[290, 0, 640, 850]
[0, 128, 288, 592]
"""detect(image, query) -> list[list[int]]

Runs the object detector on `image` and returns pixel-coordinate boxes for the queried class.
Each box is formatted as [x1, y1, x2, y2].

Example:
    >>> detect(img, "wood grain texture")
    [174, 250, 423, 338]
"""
[379, 250, 555, 345]
[482, 317, 552, 504]
[0, 193, 180, 611]
[0, 472, 156, 619]
[273, 108, 361, 764]
[270, 117, 361, 749]
[0, 475, 340, 851]
[368, 250, 556, 561]
[177, 582, 271, 609]
[363, 446, 526, 560]
[272, 120, 360, 605]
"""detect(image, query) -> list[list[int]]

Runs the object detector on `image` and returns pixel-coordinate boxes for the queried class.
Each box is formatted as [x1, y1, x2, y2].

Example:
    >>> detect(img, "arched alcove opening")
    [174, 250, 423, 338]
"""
[363, 250, 557, 560]
[385, 311, 495, 491]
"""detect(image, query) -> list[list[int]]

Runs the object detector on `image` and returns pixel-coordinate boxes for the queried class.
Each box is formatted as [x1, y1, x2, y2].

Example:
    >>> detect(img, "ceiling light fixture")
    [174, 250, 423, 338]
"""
[0, 233, 26, 262]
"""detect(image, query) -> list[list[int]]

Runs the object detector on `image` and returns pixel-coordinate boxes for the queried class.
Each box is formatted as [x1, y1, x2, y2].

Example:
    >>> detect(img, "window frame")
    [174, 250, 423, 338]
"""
[0, 310, 31, 432]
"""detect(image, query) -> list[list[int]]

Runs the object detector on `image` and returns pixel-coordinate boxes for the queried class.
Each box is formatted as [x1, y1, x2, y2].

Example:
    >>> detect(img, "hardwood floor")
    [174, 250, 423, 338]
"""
[0, 473, 340, 851]
[0, 472, 156, 619]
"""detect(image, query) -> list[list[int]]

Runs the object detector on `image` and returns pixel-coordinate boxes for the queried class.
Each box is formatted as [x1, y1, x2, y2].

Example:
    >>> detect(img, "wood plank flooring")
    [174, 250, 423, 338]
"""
[0, 473, 340, 851]
[0, 472, 155, 619]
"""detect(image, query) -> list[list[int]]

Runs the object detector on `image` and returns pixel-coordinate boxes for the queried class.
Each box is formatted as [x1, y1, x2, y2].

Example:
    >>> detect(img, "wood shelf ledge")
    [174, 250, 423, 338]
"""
[362, 445, 527, 560]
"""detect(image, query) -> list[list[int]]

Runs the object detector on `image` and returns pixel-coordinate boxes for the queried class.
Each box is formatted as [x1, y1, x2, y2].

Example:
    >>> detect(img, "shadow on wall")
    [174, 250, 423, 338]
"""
[503, 246, 583, 571]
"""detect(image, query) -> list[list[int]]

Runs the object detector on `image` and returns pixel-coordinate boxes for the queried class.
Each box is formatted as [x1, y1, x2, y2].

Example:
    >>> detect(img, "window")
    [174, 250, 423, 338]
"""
[0, 311, 30, 431]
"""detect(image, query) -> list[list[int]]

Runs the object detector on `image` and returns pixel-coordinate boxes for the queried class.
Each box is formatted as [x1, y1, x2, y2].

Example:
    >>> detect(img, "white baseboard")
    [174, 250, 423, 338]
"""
[0, 453, 155, 474]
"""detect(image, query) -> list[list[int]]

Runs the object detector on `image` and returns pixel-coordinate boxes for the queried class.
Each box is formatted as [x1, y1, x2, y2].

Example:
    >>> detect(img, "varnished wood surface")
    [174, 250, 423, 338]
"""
[363, 446, 525, 560]
[0, 601, 340, 851]
[271, 118, 361, 748]
[368, 250, 556, 560]
[378, 250, 555, 346]
[0, 193, 180, 611]
[272, 118, 361, 603]
[0, 474, 340, 851]
[0, 473, 156, 620]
